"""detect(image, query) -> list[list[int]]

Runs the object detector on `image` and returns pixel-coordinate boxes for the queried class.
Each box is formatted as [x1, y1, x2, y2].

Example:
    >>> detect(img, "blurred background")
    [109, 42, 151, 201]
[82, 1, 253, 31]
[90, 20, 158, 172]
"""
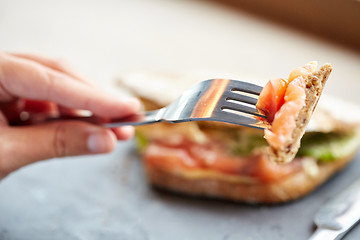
[1, 0, 359, 101]
[1, 0, 360, 239]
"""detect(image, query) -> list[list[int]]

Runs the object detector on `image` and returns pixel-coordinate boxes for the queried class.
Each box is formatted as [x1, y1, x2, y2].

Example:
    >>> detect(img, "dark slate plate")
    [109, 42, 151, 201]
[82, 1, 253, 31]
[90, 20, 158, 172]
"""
[0, 141, 359, 240]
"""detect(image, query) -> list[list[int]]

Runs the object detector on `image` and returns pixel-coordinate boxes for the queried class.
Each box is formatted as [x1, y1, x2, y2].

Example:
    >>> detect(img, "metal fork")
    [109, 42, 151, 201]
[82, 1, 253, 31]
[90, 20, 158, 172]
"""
[12, 79, 268, 129]
[104, 79, 269, 129]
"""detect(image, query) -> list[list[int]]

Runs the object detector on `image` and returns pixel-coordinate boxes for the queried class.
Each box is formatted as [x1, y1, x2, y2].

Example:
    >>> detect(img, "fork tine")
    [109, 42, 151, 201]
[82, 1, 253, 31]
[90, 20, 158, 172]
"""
[225, 91, 258, 105]
[221, 101, 265, 118]
[227, 80, 263, 95]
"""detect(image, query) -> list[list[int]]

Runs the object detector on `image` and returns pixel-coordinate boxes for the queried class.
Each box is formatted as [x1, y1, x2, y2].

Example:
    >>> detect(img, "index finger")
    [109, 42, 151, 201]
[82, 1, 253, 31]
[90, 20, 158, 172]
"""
[0, 53, 140, 118]
[9, 52, 89, 84]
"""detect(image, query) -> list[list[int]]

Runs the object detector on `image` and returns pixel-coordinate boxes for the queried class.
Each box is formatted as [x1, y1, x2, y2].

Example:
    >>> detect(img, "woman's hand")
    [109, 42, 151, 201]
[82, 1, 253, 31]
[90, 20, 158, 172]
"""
[0, 52, 140, 179]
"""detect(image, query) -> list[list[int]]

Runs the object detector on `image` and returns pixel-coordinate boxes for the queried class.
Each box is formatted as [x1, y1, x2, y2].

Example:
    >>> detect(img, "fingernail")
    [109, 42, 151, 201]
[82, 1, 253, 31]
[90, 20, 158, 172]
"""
[87, 130, 116, 153]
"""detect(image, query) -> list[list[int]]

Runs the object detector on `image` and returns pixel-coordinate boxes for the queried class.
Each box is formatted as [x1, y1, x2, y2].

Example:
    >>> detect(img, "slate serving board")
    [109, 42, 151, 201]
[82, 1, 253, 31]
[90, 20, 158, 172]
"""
[0, 141, 359, 240]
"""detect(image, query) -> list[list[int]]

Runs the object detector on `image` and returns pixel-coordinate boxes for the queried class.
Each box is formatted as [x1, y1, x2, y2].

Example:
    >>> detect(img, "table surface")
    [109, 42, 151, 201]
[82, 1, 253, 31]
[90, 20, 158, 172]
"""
[1, 0, 360, 239]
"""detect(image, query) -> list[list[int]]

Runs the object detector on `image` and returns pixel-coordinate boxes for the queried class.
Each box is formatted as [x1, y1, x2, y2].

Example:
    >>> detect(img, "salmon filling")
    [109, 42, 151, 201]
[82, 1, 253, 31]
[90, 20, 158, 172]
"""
[143, 138, 302, 183]
[256, 62, 317, 149]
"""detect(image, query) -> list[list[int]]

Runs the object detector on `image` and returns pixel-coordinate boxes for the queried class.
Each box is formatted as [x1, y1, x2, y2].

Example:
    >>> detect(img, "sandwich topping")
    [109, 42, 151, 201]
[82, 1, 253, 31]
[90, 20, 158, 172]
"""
[141, 130, 302, 183]
[137, 122, 360, 183]
[137, 123, 302, 183]
[256, 62, 317, 149]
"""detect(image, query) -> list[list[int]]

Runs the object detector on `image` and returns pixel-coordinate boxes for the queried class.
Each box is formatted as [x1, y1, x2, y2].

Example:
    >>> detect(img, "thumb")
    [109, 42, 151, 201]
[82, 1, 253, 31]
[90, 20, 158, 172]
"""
[0, 121, 117, 178]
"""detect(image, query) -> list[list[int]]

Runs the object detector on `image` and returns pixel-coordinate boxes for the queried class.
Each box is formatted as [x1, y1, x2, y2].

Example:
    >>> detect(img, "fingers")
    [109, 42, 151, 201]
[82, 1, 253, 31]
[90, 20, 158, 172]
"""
[0, 122, 134, 178]
[0, 53, 140, 118]
[0, 53, 140, 179]
[9, 52, 89, 83]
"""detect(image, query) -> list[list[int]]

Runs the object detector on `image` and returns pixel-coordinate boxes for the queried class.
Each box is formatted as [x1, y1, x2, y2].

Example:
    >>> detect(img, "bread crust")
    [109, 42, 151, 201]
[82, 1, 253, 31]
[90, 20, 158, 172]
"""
[145, 153, 355, 204]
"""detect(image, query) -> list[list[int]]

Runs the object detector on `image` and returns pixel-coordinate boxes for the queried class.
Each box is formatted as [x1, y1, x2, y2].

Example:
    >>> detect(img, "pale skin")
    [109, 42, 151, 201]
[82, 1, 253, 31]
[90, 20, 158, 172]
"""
[0, 52, 140, 179]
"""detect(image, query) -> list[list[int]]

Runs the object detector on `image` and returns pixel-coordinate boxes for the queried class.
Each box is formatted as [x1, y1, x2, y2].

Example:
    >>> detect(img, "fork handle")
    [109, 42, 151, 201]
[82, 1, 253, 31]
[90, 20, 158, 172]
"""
[10, 109, 164, 127]
[104, 109, 164, 127]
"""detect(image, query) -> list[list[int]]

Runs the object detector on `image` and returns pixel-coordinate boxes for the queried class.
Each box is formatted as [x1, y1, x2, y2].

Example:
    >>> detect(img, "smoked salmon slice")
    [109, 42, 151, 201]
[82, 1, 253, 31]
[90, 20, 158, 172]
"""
[257, 62, 317, 149]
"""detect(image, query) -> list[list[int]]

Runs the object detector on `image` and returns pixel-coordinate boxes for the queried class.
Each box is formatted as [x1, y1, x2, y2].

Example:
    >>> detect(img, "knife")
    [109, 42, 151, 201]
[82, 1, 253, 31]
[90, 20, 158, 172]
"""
[309, 177, 360, 240]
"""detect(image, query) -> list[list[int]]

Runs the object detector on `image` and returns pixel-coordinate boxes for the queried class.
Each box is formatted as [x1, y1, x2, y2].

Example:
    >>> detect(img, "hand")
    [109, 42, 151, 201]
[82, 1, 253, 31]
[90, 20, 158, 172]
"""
[0, 52, 140, 179]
